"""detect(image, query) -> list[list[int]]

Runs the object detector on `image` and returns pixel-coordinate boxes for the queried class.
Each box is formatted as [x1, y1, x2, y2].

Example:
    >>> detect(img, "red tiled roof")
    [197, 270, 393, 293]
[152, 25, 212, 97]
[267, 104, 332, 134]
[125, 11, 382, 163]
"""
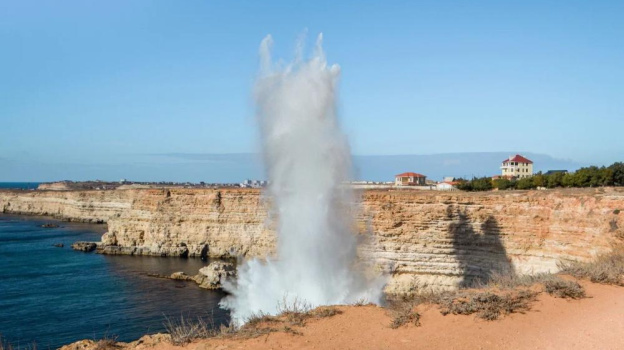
[395, 172, 426, 178]
[502, 154, 533, 164]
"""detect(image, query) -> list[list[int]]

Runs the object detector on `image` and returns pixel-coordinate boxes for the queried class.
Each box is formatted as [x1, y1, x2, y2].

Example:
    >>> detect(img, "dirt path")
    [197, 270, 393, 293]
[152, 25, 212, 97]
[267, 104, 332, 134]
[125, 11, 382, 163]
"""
[146, 281, 624, 350]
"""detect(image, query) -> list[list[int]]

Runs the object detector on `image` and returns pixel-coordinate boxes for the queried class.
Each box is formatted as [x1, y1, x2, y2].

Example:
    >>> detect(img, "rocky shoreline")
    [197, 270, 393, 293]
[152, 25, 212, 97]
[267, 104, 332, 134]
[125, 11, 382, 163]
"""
[69, 240, 237, 290]
[2, 187, 624, 292]
[145, 261, 237, 290]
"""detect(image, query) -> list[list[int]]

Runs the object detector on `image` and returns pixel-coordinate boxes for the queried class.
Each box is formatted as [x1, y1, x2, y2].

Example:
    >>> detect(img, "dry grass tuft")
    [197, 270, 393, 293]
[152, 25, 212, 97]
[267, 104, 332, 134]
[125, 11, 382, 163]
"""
[0, 336, 14, 350]
[281, 326, 303, 336]
[276, 304, 342, 327]
[0, 336, 38, 350]
[163, 315, 218, 345]
[438, 289, 538, 321]
[488, 273, 587, 299]
[244, 312, 280, 328]
[310, 306, 342, 318]
[560, 247, 624, 286]
[486, 272, 554, 289]
[94, 337, 119, 350]
[384, 270, 590, 328]
[235, 302, 342, 339]
[387, 301, 421, 328]
[217, 322, 238, 336]
[236, 325, 276, 339]
[276, 296, 313, 326]
[352, 298, 371, 307]
[236, 312, 279, 339]
[543, 278, 586, 299]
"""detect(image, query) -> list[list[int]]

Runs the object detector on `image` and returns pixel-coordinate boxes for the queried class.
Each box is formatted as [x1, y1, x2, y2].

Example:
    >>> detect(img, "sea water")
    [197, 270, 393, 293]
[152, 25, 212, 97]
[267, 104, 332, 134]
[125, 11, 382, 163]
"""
[0, 214, 229, 349]
[0, 183, 40, 190]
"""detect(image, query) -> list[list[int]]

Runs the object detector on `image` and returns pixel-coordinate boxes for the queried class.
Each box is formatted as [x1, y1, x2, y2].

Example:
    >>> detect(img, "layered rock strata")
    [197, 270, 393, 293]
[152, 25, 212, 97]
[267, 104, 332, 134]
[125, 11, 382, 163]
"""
[2, 187, 623, 292]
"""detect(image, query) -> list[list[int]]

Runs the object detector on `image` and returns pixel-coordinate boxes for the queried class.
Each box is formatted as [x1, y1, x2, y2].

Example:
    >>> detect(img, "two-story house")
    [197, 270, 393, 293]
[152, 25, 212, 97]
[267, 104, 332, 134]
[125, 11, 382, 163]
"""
[500, 154, 533, 179]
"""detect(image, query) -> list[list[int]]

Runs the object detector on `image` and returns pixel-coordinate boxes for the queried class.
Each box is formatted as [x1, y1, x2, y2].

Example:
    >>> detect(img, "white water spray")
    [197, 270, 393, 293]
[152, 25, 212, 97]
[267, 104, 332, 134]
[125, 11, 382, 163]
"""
[220, 34, 384, 324]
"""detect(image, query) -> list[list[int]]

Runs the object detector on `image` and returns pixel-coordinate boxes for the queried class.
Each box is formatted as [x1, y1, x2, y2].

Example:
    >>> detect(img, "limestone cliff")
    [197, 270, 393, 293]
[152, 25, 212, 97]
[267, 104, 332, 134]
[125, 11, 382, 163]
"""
[0, 189, 133, 223]
[1, 187, 623, 292]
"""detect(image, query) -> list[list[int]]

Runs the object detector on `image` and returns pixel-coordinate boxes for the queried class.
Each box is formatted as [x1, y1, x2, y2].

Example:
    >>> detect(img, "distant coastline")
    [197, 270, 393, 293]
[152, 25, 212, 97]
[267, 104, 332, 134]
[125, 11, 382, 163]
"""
[0, 182, 40, 190]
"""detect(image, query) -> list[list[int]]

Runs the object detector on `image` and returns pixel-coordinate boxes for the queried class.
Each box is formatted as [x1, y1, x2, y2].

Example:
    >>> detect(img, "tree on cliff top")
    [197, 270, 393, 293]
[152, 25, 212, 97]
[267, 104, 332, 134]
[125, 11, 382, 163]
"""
[457, 177, 493, 191]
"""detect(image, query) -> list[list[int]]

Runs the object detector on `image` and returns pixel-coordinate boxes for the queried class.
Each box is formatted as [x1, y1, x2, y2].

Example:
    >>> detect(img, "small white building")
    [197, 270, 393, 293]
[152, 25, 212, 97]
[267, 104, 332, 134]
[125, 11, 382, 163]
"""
[436, 181, 459, 191]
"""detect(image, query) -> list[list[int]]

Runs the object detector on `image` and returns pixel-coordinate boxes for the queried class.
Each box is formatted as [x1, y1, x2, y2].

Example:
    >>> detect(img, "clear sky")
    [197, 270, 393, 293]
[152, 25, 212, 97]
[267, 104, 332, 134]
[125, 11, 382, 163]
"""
[1, 1, 623, 181]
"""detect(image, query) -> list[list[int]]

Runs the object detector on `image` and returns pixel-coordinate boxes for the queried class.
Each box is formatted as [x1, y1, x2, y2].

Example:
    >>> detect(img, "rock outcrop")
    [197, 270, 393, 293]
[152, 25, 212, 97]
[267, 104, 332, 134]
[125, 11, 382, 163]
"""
[71, 242, 98, 252]
[195, 261, 237, 289]
[2, 187, 624, 292]
[58, 334, 171, 350]
[145, 261, 237, 290]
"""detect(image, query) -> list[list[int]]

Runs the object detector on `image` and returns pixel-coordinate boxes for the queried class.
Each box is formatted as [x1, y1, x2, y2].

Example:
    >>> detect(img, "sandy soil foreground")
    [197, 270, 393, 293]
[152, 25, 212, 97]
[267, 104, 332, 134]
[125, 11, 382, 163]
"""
[140, 281, 624, 350]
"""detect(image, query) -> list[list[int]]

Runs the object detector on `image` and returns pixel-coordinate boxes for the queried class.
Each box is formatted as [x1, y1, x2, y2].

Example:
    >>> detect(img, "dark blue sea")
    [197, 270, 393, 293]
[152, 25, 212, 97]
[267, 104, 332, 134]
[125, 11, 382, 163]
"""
[0, 214, 229, 349]
[0, 183, 40, 190]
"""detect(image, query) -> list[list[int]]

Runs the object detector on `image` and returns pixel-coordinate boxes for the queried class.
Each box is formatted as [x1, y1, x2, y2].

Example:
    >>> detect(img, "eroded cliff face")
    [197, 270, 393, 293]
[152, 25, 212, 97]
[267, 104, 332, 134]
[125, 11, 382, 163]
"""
[0, 189, 133, 223]
[101, 189, 276, 259]
[2, 187, 623, 292]
[359, 189, 624, 292]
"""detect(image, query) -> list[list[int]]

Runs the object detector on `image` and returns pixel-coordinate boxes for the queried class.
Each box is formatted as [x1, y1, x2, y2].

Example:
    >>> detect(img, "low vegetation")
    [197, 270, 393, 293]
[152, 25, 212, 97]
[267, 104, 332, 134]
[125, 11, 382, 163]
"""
[352, 298, 371, 306]
[0, 337, 13, 350]
[387, 271, 592, 327]
[387, 300, 421, 328]
[93, 337, 120, 350]
[486, 271, 586, 299]
[560, 247, 624, 286]
[242, 301, 343, 334]
[275, 296, 313, 326]
[164, 315, 218, 346]
[456, 161, 624, 191]
[136, 249, 624, 340]
[163, 299, 343, 345]
[437, 289, 538, 321]
[0, 336, 38, 350]
[542, 278, 586, 299]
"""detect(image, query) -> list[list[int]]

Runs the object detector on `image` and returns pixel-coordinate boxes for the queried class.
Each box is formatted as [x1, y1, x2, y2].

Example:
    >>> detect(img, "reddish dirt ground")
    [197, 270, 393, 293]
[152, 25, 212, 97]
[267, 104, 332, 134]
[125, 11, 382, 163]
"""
[146, 281, 624, 350]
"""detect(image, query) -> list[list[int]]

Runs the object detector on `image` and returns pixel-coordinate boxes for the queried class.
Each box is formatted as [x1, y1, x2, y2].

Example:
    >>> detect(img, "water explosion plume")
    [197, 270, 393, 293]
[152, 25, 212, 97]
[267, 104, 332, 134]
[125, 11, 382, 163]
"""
[220, 34, 384, 324]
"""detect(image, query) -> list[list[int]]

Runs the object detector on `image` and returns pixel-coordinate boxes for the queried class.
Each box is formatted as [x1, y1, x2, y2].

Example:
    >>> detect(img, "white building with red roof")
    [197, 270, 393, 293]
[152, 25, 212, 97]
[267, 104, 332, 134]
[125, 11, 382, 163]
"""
[501, 154, 534, 179]
[395, 172, 427, 186]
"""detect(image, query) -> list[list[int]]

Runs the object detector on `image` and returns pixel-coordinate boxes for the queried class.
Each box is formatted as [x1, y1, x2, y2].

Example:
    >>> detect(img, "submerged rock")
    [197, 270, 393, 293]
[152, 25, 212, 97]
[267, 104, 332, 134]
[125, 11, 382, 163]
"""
[53, 243, 64, 248]
[194, 261, 237, 289]
[170, 271, 194, 281]
[71, 242, 97, 252]
[40, 223, 60, 228]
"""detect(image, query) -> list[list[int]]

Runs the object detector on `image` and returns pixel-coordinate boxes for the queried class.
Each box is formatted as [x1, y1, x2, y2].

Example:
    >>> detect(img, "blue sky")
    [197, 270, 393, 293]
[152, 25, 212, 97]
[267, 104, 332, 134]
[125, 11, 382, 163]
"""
[1, 1, 623, 181]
